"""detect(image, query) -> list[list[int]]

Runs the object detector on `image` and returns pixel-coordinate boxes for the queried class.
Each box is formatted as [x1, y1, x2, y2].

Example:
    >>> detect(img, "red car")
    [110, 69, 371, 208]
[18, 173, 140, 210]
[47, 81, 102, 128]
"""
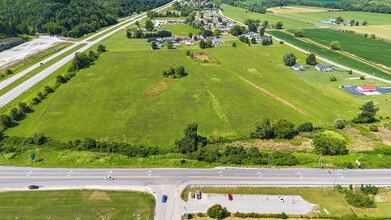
[228, 194, 233, 201]
[28, 185, 39, 189]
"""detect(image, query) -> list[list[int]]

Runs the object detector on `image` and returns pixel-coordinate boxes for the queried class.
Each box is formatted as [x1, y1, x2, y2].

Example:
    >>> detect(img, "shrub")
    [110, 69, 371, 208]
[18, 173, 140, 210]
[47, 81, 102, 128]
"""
[313, 131, 348, 155]
[369, 124, 378, 132]
[330, 41, 340, 50]
[283, 52, 296, 66]
[360, 75, 365, 80]
[330, 76, 337, 81]
[297, 122, 313, 132]
[294, 29, 304, 37]
[352, 101, 379, 124]
[273, 119, 295, 139]
[251, 119, 273, 139]
[97, 44, 106, 53]
[334, 118, 348, 129]
[347, 162, 354, 169]
[306, 53, 318, 65]
[370, 34, 376, 39]
[5, 69, 13, 75]
[279, 41, 284, 44]
[345, 191, 376, 208]
[186, 50, 190, 56]
[232, 42, 236, 47]
[207, 204, 229, 219]
[348, 69, 352, 74]
[360, 184, 378, 195]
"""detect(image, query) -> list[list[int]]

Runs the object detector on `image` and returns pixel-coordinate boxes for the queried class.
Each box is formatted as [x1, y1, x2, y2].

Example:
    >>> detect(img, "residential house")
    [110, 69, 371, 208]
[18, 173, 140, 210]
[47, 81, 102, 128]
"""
[292, 64, 305, 71]
[315, 64, 333, 72]
[185, 40, 195, 46]
[192, 35, 204, 41]
[173, 41, 181, 46]
[241, 32, 258, 39]
[213, 39, 224, 44]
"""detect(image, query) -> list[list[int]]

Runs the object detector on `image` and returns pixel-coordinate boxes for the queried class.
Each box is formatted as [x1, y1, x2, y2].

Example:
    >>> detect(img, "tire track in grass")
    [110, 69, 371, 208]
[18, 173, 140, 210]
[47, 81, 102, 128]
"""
[221, 66, 312, 118]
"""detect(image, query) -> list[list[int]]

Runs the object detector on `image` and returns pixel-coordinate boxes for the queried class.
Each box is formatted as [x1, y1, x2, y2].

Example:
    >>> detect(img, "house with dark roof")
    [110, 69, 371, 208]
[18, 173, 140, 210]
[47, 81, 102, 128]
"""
[315, 64, 333, 72]
[292, 64, 305, 71]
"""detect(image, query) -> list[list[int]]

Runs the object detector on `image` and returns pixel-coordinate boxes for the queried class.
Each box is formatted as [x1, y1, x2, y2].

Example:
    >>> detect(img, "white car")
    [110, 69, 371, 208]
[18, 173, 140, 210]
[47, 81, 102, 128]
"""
[279, 196, 284, 202]
[105, 176, 114, 180]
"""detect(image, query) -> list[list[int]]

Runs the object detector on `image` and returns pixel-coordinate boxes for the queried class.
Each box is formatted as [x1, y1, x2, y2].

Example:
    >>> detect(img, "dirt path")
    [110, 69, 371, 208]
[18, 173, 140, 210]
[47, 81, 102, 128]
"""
[280, 30, 391, 74]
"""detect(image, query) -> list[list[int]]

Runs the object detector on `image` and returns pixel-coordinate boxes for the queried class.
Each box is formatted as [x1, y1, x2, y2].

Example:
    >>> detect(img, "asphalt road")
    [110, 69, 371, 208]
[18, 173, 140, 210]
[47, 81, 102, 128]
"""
[0, 1, 175, 108]
[1, 167, 391, 219]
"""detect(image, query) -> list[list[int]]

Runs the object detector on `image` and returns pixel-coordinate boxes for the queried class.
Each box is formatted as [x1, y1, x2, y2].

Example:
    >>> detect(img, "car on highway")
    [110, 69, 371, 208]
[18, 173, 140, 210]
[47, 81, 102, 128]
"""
[162, 195, 167, 203]
[196, 190, 202, 200]
[191, 192, 195, 199]
[28, 185, 39, 189]
[228, 193, 233, 201]
[104, 176, 114, 180]
[279, 196, 284, 203]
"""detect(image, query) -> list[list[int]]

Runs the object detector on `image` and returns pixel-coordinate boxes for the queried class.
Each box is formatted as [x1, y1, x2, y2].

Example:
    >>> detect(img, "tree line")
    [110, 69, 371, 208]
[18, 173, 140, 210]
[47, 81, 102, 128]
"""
[0, 0, 171, 39]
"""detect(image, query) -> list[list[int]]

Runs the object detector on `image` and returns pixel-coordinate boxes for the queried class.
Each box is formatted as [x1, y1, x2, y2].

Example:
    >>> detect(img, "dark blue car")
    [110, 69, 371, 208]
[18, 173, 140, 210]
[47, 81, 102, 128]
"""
[162, 195, 167, 203]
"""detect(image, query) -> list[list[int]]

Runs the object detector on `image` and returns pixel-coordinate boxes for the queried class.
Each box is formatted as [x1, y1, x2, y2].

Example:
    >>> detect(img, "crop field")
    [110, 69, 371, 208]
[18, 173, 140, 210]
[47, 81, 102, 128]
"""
[282, 11, 391, 26]
[3, 26, 391, 146]
[344, 25, 391, 40]
[269, 30, 391, 80]
[0, 190, 155, 219]
[287, 28, 391, 68]
[221, 5, 316, 29]
[269, 6, 330, 14]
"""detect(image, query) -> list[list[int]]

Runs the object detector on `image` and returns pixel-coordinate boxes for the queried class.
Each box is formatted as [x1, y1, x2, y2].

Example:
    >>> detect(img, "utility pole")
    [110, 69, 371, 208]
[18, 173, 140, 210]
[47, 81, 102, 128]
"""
[318, 154, 322, 167]
[137, 154, 140, 168]
[267, 154, 273, 168]
[3, 152, 9, 165]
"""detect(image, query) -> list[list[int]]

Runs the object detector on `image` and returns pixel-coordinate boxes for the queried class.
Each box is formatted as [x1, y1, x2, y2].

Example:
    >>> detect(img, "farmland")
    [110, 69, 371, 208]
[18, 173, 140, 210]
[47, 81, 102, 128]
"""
[269, 30, 391, 80]
[0, 190, 155, 219]
[4, 26, 387, 146]
[282, 11, 391, 26]
[159, 24, 200, 36]
[286, 28, 391, 68]
[221, 5, 316, 29]
[269, 6, 330, 14]
[344, 25, 391, 40]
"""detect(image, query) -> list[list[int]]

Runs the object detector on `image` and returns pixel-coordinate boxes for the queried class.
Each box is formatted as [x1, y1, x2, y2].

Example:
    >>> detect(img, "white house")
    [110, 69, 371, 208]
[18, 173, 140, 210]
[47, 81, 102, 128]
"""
[185, 40, 194, 46]
[315, 64, 333, 72]
[292, 64, 305, 71]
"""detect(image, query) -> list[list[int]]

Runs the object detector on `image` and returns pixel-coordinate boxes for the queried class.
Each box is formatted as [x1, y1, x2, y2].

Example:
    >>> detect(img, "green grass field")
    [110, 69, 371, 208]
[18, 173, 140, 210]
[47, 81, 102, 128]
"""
[159, 24, 200, 36]
[269, 30, 391, 80]
[3, 26, 391, 146]
[282, 11, 391, 26]
[0, 190, 155, 219]
[183, 186, 391, 217]
[221, 5, 316, 29]
[287, 28, 391, 67]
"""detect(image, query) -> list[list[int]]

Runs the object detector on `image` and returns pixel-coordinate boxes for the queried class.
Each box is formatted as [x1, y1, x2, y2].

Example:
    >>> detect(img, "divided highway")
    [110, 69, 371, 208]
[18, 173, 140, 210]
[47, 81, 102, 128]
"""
[1, 167, 391, 219]
[0, 1, 175, 108]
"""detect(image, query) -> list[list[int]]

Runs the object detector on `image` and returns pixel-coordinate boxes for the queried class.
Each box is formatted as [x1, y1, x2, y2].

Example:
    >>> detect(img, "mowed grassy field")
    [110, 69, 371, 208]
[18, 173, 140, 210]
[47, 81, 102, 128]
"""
[3, 26, 391, 146]
[287, 28, 391, 67]
[0, 190, 155, 219]
[184, 187, 391, 217]
[159, 24, 200, 36]
[269, 6, 330, 14]
[221, 5, 316, 29]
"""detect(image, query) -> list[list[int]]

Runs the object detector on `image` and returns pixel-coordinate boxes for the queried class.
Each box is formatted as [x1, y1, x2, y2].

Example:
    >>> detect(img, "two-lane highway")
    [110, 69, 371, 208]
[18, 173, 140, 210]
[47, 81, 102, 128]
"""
[0, 0, 175, 108]
[1, 167, 391, 219]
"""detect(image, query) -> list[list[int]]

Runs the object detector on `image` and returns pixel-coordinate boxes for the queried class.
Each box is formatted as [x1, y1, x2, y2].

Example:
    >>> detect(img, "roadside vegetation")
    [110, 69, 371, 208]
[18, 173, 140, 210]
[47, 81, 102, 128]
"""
[0, 190, 155, 219]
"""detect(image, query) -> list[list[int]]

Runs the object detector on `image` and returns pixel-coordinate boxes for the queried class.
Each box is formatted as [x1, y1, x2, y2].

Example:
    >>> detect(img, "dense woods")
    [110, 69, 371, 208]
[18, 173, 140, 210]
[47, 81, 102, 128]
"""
[0, 0, 171, 39]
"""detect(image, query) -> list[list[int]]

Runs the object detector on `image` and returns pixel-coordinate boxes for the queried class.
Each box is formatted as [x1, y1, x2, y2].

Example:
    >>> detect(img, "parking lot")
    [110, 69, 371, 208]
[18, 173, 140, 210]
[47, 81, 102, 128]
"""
[184, 193, 316, 214]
